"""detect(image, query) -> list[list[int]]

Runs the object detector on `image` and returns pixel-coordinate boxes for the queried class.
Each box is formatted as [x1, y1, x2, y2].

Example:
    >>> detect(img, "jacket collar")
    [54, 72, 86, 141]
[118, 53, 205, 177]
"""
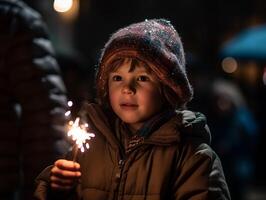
[82, 103, 120, 150]
[145, 115, 182, 145]
[81, 103, 182, 147]
[81, 103, 211, 150]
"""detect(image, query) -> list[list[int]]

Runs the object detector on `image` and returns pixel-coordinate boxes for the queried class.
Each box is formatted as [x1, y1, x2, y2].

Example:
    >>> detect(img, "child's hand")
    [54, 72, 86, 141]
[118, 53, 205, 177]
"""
[50, 159, 81, 191]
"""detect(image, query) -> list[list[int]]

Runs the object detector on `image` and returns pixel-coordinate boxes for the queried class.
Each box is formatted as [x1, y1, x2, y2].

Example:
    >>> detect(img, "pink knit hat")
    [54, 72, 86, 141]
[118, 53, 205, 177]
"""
[97, 19, 193, 107]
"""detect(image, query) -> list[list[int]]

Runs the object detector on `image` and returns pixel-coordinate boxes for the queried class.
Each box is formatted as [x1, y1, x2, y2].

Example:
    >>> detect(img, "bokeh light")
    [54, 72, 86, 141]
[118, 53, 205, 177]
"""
[222, 57, 238, 73]
[53, 0, 73, 13]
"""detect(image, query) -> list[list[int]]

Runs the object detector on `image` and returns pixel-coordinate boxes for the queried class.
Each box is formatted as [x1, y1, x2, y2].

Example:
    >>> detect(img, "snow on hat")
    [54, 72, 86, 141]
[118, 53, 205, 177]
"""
[97, 18, 193, 107]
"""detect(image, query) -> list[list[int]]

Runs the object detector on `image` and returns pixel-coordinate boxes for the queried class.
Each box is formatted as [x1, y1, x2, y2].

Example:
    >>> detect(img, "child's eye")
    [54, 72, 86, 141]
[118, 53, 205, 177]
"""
[112, 75, 122, 81]
[137, 75, 150, 82]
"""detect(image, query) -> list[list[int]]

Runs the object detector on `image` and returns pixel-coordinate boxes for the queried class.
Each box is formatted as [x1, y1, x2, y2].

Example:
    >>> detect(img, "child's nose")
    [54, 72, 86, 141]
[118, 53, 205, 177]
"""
[122, 81, 136, 94]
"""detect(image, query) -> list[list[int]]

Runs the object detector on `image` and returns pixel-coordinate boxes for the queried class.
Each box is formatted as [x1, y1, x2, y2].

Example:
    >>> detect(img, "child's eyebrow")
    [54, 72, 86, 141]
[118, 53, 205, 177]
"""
[109, 71, 120, 75]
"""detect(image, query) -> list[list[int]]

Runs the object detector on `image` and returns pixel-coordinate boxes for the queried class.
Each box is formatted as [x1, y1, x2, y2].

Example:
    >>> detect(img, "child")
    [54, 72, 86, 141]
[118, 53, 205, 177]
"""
[34, 19, 230, 199]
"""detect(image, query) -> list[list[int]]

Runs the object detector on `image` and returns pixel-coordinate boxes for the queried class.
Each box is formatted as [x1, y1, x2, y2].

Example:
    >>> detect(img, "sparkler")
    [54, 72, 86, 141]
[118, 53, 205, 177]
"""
[65, 101, 95, 161]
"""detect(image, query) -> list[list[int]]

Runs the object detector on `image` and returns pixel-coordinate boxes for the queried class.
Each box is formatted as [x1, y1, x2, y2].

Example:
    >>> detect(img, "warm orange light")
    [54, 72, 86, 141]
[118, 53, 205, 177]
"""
[222, 57, 238, 73]
[67, 117, 95, 153]
[53, 0, 73, 13]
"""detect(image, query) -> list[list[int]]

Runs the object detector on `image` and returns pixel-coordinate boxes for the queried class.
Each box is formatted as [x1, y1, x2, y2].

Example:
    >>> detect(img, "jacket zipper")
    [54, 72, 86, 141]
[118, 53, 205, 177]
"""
[113, 159, 125, 200]
[113, 136, 145, 200]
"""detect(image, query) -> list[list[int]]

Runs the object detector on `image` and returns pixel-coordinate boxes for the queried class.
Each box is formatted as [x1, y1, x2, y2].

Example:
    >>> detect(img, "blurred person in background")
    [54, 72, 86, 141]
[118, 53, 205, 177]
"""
[207, 79, 258, 200]
[188, 58, 259, 199]
[191, 78, 258, 200]
[0, 0, 69, 199]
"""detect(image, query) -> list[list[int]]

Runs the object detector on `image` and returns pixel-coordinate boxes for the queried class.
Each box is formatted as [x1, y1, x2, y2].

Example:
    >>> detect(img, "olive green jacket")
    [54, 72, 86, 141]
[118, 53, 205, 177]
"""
[34, 103, 230, 200]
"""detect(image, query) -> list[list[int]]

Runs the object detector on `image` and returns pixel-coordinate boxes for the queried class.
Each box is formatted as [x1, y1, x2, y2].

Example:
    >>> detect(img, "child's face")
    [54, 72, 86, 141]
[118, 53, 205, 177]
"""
[108, 59, 163, 132]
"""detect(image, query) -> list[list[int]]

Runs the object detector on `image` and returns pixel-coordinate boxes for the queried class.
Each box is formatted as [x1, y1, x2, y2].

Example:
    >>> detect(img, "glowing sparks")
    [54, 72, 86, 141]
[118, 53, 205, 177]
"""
[65, 101, 95, 156]
[67, 100, 73, 107]
[65, 110, 71, 117]
[67, 117, 95, 153]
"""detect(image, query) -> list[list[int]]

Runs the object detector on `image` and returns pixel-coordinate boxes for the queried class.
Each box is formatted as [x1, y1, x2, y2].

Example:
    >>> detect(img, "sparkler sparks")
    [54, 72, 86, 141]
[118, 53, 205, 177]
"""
[65, 101, 95, 161]
[67, 117, 95, 153]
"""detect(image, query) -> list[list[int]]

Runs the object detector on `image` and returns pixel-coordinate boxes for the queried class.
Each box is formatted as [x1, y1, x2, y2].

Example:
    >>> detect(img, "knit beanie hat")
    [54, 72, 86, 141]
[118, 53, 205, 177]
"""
[97, 18, 193, 107]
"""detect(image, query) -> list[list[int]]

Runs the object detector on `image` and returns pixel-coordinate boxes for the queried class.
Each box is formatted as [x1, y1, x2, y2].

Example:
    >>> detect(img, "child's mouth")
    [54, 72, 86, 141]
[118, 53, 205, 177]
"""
[120, 103, 138, 109]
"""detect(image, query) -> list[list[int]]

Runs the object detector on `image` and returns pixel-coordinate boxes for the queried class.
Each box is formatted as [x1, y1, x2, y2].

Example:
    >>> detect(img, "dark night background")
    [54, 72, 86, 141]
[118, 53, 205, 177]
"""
[24, 0, 266, 199]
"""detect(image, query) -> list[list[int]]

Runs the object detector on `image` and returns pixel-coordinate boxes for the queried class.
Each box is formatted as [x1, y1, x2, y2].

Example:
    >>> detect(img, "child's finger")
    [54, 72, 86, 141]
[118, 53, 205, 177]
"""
[55, 159, 80, 171]
[50, 175, 77, 186]
[51, 166, 81, 178]
[50, 182, 74, 191]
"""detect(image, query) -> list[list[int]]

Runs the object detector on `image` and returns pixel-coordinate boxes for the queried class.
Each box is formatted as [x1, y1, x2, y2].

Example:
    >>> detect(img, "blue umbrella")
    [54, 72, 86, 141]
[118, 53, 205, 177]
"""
[220, 24, 266, 61]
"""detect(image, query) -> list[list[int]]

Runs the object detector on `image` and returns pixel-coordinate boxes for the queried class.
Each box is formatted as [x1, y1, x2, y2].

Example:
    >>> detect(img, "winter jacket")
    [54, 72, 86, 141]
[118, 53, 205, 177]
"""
[34, 103, 231, 200]
[0, 0, 68, 197]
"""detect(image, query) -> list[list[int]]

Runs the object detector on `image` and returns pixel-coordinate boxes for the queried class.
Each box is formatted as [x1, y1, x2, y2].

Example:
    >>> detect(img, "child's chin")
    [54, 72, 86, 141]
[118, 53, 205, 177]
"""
[121, 117, 140, 124]
[120, 116, 140, 124]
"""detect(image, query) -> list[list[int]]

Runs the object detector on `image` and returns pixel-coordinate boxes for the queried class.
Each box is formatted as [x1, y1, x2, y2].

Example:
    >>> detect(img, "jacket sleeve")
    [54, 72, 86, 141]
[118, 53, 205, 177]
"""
[172, 142, 231, 200]
[34, 166, 53, 200]
[34, 165, 81, 200]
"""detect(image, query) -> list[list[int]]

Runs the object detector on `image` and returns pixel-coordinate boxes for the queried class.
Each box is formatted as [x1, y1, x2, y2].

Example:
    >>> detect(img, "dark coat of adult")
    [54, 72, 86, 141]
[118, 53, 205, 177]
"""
[34, 103, 231, 200]
[0, 0, 68, 198]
